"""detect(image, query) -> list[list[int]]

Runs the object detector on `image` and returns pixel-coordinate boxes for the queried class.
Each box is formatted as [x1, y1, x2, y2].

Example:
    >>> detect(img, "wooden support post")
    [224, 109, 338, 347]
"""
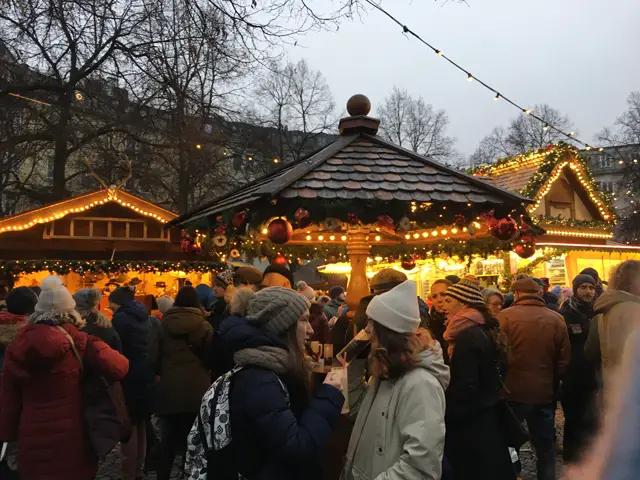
[346, 229, 371, 314]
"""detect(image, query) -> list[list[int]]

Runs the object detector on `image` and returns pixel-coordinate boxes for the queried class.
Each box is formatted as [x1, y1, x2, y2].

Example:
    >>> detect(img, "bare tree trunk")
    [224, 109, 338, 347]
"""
[52, 91, 72, 199]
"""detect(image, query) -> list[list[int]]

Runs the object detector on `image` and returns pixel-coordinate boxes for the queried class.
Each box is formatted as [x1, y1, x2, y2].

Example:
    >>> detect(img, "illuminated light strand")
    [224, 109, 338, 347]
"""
[537, 242, 640, 251]
[544, 230, 613, 239]
[362, 0, 605, 152]
[0, 194, 168, 234]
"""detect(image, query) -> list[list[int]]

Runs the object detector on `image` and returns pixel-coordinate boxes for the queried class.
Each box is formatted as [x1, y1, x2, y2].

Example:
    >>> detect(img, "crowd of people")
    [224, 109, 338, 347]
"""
[0, 259, 638, 479]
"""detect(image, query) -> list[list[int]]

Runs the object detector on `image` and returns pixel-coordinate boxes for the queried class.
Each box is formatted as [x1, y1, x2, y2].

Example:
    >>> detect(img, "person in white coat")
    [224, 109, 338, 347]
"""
[342, 280, 450, 480]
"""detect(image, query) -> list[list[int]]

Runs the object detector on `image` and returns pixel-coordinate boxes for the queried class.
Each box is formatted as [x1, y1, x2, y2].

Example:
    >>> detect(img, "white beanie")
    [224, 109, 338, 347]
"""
[35, 275, 76, 314]
[157, 295, 174, 315]
[365, 280, 420, 334]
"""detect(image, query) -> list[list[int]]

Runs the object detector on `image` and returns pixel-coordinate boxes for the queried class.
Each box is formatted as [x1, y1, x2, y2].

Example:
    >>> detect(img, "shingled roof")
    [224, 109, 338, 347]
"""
[171, 95, 531, 227]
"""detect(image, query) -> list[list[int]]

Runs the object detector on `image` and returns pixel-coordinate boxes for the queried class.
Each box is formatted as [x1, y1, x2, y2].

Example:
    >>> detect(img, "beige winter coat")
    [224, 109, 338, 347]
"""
[342, 343, 450, 480]
[593, 289, 640, 387]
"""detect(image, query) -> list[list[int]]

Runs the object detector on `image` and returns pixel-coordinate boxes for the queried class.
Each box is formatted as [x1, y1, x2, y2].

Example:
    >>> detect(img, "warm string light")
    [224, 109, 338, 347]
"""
[0, 193, 169, 234]
[544, 229, 613, 239]
[362, 0, 609, 153]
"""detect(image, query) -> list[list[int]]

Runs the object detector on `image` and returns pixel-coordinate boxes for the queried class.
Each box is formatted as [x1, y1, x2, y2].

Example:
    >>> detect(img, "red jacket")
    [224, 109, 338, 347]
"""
[0, 322, 129, 480]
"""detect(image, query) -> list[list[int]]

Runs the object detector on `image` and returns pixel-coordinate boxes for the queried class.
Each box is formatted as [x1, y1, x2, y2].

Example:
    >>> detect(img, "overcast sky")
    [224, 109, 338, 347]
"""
[285, 0, 640, 157]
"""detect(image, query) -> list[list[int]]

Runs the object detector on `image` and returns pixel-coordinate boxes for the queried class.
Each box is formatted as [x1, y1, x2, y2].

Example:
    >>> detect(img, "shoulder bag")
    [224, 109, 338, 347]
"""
[58, 326, 132, 460]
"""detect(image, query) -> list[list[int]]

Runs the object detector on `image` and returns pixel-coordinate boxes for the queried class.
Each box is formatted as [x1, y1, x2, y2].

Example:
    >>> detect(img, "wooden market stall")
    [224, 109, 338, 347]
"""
[0, 187, 220, 299]
[473, 143, 640, 285]
[170, 94, 533, 309]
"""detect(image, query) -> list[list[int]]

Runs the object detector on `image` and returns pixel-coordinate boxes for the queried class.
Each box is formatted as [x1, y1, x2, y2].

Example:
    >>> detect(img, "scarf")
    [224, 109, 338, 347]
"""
[567, 295, 594, 319]
[29, 310, 84, 327]
[233, 345, 291, 375]
[443, 306, 486, 359]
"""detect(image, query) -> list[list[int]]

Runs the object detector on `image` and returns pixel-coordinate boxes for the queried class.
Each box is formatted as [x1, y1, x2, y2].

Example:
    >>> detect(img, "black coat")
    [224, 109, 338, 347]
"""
[112, 301, 157, 421]
[427, 308, 450, 365]
[81, 313, 122, 352]
[559, 299, 598, 392]
[221, 316, 344, 480]
[445, 325, 514, 480]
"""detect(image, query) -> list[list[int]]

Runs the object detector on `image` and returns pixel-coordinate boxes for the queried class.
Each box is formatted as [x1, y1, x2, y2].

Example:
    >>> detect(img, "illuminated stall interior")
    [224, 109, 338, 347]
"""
[0, 187, 221, 300]
[473, 143, 640, 285]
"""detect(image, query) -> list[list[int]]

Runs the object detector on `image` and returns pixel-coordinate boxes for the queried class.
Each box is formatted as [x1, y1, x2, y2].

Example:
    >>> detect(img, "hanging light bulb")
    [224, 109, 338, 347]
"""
[543, 125, 549, 131]
[467, 73, 473, 82]
[494, 93, 500, 101]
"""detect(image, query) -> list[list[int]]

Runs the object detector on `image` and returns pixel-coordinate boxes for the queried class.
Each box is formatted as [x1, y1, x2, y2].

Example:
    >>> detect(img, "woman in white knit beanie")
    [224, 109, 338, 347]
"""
[0, 275, 129, 480]
[343, 280, 449, 480]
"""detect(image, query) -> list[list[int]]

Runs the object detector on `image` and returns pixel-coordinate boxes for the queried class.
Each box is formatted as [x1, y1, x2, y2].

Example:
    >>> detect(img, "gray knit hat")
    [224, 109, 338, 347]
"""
[246, 286, 311, 335]
[73, 288, 101, 314]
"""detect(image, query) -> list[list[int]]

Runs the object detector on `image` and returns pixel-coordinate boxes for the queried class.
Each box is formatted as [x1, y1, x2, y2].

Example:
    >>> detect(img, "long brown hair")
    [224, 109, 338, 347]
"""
[281, 322, 312, 393]
[468, 302, 509, 360]
[368, 321, 424, 380]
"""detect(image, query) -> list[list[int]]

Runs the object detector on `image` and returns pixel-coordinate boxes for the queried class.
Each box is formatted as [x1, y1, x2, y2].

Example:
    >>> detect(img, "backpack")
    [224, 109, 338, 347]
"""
[184, 366, 289, 480]
[58, 327, 132, 459]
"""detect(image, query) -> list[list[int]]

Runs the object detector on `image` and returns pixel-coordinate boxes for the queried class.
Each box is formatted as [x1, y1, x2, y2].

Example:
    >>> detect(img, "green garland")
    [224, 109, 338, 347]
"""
[1, 259, 225, 277]
[533, 216, 612, 230]
[204, 235, 509, 263]
[501, 249, 561, 290]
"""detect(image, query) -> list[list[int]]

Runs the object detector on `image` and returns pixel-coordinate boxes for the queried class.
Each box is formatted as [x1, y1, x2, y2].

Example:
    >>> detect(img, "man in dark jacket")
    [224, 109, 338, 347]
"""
[426, 279, 452, 365]
[498, 277, 571, 480]
[110, 286, 156, 480]
[559, 273, 598, 462]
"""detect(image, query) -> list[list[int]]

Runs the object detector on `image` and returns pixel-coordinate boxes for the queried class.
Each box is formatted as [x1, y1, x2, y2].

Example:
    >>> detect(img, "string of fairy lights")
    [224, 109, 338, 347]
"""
[362, 0, 608, 154]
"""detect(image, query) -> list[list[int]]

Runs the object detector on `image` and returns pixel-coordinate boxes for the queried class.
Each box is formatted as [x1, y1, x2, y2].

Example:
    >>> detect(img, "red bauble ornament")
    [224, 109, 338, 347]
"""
[514, 243, 536, 259]
[480, 209, 498, 228]
[215, 224, 227, 235]
[454, 214, 466, 228]
[520, 233, 536, 244]
[267, 219, 293, 245]
[180, 239, 192, 254]
[294, 208, 311, 228]
[401, 257, 416, 271]
[272, 254, 288, 266]
[348, 214, 360, 225]
[490, 218, 518, 241]
[377, 215, 394, 229]
[232, 211, 246, 228]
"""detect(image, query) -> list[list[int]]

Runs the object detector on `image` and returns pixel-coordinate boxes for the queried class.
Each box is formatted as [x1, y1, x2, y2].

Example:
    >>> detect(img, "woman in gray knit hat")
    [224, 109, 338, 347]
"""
[74, 288, 122, 352]
[185, 286, 345, 480]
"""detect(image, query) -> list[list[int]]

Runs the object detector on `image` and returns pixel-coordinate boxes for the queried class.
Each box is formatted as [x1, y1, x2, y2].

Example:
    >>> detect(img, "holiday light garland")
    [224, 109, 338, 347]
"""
[363, 0, 609, 154]
[1, 259, 224, 277]
[0, 189, 174, 235]
[473, 144, 616, 223]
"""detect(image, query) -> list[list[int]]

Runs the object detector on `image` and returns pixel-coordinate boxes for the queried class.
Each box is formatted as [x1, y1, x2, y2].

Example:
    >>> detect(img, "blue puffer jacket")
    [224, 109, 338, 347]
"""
[221, 316, 344, 479]
[112, 301, 157, 421]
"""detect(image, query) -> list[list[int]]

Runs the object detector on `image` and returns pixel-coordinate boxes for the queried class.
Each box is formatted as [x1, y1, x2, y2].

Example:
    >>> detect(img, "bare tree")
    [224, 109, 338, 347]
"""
[469, 104, 575, 165]
[118, 0, 248, 213]
[0, 0, 153, 202]
[377, 86, 455, 161]
[597, 92, 640, 147]
[252, 59, 337, 163]
[597, 92, 640, 242]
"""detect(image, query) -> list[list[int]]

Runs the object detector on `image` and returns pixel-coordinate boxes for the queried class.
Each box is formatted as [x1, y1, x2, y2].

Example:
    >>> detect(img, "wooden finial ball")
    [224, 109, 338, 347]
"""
[346, 94, 371, 116]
